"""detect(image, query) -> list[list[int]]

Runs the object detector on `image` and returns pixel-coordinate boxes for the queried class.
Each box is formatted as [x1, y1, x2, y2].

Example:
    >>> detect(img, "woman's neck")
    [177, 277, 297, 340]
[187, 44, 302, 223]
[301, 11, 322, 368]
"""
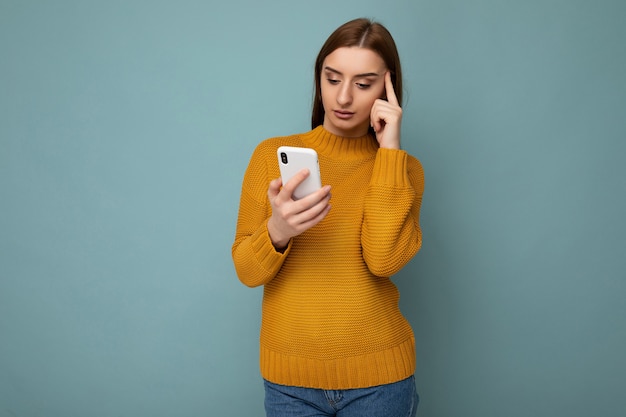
[301, 126, 379, 160]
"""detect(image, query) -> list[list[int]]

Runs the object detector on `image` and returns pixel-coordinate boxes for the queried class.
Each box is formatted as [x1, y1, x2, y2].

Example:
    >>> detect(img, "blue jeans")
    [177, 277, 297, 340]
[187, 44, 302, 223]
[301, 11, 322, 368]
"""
[264, 376, 419, 417]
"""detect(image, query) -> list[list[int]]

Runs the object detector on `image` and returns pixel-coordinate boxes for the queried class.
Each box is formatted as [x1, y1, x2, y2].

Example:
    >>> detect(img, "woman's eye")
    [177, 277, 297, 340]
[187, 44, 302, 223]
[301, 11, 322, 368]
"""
[356, 83, 371, 89]
[327, 78, 340, 85]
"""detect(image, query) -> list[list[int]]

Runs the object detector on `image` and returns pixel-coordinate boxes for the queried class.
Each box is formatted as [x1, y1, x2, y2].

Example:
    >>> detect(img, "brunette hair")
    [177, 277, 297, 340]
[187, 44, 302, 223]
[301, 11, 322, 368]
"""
[311, 18, 403, 130]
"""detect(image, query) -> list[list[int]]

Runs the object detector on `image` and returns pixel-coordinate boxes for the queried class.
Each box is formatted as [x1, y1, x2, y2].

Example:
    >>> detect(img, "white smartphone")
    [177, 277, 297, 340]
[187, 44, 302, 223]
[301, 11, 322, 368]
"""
[277, 146, 322, 200]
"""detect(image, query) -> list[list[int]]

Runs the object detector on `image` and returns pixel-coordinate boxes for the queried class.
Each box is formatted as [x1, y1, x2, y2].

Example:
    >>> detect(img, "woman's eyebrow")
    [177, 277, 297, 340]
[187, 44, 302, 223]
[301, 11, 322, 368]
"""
[324, 66, 381, 78]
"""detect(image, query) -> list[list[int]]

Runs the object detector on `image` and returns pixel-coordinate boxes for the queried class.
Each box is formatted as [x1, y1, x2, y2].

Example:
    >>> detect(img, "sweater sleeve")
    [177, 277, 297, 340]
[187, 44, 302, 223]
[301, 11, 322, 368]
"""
[231, 144, 291, 287]
[361, 148, 424, 277]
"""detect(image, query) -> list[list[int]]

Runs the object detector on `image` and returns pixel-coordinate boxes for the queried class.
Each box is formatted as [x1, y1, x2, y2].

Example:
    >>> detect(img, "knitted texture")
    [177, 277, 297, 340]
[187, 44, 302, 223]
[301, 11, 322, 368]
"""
[232, 126, 424, 389]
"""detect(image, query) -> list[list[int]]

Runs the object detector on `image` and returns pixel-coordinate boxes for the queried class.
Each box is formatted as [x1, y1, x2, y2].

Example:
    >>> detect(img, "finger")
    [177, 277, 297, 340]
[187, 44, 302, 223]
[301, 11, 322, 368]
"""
[267, 178, 282, 199]
[370, 100, 385, 133]
[297, 184, 331, 205]
[298, 202, 331, 230]
[281, 168, 310, 199]
[384, 71, 399, 107]
[292, 193, 331, 228]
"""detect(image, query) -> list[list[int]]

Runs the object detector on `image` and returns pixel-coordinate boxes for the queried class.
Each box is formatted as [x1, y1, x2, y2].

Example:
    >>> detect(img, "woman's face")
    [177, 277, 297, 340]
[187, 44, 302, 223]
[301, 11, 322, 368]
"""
[321, 47, 387, 137]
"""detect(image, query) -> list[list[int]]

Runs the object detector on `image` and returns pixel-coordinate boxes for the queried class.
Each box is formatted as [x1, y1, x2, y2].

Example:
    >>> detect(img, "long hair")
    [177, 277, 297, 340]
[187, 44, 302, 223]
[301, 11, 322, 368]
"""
[311, 18, 403, 130]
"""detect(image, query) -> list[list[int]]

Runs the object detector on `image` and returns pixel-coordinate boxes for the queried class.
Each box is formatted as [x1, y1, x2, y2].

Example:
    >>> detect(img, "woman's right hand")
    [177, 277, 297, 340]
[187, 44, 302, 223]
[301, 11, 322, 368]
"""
[267, 169, 331, 250]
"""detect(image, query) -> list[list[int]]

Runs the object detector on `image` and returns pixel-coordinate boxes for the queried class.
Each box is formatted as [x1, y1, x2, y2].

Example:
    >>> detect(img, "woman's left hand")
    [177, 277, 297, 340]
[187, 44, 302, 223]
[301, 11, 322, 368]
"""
[370, 71, 402, 150]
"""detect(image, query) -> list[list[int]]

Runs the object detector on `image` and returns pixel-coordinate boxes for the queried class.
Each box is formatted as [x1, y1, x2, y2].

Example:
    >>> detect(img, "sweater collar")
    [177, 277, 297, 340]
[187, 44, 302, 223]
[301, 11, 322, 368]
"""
[299, 126, 379, 160]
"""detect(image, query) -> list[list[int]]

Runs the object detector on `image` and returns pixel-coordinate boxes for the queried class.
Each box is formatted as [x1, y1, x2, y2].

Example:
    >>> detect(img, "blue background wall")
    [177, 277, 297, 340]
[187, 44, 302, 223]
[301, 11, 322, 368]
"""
[1, 1, 624, 416]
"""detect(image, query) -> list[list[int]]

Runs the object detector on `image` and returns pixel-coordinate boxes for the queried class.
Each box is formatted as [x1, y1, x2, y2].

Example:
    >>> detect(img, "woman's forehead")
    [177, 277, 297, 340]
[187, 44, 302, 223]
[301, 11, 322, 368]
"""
[322, 47, 386, 76]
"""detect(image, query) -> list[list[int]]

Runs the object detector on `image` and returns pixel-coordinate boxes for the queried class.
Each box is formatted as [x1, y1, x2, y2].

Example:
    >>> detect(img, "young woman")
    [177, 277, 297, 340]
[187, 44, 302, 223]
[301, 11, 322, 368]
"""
[232, 18, 424, 416]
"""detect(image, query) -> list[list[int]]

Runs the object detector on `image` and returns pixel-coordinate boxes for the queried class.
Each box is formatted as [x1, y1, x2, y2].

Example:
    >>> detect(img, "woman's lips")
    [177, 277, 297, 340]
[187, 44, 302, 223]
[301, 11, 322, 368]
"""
[333, 110, 354, 119]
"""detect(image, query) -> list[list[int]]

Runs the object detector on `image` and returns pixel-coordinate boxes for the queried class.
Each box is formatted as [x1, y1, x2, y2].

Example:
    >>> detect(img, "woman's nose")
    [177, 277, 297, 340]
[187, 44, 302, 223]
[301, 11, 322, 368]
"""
[337, 84, 352, 105]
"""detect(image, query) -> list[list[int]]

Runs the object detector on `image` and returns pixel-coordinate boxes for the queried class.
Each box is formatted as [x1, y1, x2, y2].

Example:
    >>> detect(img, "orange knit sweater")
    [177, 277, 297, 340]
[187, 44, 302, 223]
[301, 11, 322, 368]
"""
[232, 126, 424, 389]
